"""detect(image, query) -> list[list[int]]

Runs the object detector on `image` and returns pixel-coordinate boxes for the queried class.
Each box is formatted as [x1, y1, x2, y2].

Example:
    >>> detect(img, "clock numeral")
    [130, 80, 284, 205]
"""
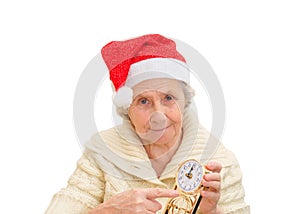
[186, 185, 190, 191]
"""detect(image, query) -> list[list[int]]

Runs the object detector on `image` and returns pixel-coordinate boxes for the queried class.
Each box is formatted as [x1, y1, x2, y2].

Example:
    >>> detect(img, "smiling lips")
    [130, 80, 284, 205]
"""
[150, 124, 172, 132]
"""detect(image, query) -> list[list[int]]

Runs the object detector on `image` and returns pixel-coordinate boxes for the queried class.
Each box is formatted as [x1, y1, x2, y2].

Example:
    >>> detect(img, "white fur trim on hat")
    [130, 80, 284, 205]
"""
[125, 58, 190, 88]
[113, 86, 133, 108]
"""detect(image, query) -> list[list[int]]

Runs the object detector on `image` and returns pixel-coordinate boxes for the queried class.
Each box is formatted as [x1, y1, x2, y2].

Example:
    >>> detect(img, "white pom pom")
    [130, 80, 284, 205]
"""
[113, 86, 133, 108]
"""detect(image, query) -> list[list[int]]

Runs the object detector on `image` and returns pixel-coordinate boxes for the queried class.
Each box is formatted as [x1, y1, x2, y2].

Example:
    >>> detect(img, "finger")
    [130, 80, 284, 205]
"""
[145, 199, 163, 212]
[202, 180, 221, 192]
[205, 161, 222, 173]
[145, 188, 179, 199]
[145, 211, 156, 214]
[203, 172, 221, 182]
[201, 188, 220, 201]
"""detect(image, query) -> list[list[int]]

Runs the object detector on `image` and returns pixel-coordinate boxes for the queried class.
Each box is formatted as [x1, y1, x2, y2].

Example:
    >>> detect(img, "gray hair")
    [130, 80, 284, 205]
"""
[115, 81, 195, 119]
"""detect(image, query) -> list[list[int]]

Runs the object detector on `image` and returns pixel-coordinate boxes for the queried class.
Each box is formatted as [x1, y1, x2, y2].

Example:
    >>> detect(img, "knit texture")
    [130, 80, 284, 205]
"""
[45, 109, 250, 213]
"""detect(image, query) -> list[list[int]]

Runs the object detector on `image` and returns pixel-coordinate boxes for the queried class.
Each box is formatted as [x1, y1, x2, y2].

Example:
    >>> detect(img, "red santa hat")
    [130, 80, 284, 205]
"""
[101, 34, 191, 108]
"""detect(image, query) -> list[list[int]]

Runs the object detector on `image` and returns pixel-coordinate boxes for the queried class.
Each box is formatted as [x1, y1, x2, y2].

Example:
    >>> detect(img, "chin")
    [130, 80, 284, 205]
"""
[153, 133, 179, 146]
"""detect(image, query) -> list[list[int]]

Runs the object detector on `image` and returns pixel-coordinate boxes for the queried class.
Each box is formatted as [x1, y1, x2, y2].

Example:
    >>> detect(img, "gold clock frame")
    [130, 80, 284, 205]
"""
[163, 159, 210, 214]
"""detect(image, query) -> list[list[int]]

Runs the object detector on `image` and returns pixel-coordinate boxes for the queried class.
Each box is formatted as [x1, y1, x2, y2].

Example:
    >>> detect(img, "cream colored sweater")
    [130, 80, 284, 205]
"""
[46, 111, 250, 214]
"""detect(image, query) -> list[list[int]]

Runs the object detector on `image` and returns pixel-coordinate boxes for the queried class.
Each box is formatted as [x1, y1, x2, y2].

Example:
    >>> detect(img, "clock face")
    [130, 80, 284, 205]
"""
[177, 159, 203, 193]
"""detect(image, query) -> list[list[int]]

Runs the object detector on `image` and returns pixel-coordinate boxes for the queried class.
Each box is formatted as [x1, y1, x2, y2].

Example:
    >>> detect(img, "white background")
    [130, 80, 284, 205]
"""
[1, 0, 299, 213]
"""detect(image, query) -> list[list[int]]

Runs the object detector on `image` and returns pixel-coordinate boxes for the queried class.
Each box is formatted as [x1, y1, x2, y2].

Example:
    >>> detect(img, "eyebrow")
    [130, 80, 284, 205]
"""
[133, 93, 154, 101]
[133, 90, 180, 100]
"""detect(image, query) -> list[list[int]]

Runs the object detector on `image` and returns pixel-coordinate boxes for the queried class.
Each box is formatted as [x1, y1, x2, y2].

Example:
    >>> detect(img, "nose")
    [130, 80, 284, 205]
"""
[149, 111, 167, 129]
[151, 100, 167, 119]
[152, 99, 166, 112]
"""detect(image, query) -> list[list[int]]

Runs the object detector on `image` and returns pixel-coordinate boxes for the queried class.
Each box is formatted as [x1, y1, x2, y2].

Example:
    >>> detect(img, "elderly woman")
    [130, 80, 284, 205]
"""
[46, 34, 250, 214]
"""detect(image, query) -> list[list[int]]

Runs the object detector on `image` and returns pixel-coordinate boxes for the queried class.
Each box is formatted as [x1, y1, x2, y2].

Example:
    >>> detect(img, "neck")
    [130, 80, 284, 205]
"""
[143, 131, 183, 177]
[144, 140, 179, 159]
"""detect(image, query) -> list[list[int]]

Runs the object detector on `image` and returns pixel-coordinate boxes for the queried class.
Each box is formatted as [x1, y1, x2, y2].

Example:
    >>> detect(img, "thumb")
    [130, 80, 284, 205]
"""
[145, 188, 179, 200]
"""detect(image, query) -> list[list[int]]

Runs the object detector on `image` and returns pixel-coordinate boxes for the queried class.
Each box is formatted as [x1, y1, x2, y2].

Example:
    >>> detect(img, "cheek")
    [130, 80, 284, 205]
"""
[168, 105, 184, 123]
[129, 108, 149, 132]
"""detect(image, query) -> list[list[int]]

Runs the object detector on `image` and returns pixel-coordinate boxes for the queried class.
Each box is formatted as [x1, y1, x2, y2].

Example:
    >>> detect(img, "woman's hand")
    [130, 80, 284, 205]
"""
[89, 188, 179, 214]
[199, 161, 223, 214]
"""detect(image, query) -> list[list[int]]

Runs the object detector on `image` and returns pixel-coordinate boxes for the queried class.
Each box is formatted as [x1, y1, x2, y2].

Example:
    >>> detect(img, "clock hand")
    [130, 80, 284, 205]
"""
[186, 166, 194, 179]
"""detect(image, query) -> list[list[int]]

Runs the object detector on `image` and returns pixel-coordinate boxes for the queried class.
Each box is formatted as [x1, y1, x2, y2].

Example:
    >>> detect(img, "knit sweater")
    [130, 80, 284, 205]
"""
[46, 110, 250, 213]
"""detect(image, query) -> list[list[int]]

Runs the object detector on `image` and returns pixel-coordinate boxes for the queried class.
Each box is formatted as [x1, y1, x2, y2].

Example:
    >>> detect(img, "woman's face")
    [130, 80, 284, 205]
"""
[128, 79, 185, 146]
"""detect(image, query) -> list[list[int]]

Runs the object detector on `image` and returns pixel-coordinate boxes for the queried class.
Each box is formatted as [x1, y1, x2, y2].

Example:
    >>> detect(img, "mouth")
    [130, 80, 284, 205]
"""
[150, 124, 172, 131]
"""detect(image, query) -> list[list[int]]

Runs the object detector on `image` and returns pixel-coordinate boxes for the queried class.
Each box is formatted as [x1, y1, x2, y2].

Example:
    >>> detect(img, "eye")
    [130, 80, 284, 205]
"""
[163, 94, 176, 104]
[165, 95, 173, 101]
[139, 98, 149, 105]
